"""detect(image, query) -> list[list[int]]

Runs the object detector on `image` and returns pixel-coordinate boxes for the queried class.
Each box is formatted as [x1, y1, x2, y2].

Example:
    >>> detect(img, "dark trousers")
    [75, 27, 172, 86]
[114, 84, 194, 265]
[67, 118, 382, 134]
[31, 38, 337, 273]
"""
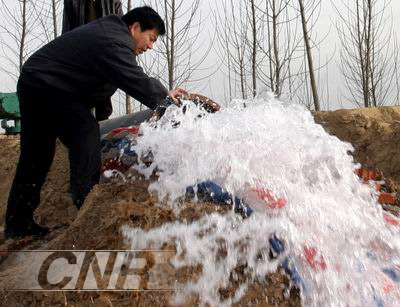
[6, 81, 101, 227]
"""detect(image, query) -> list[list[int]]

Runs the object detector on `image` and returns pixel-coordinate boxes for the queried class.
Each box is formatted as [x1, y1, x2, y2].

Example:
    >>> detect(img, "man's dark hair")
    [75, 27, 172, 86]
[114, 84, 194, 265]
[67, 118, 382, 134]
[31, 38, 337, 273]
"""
[122, 6, 166, 36]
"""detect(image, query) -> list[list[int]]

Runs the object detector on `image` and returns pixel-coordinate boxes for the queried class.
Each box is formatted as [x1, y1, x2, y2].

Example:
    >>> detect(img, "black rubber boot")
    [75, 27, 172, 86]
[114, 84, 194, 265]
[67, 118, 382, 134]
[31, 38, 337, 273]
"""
[5, 178, 49, 240]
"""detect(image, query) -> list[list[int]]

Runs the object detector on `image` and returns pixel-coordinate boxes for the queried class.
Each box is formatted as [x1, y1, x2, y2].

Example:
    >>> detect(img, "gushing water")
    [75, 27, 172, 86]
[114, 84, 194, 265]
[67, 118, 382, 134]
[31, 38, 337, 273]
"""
[123, 94, 400, 306]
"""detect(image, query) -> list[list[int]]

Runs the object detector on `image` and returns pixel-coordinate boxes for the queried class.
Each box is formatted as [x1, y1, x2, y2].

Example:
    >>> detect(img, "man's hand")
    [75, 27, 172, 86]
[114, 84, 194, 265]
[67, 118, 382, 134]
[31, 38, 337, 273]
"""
[188, 93, 221, 113]
[202, 99, 221, 113]
[168, 88, 189, 105]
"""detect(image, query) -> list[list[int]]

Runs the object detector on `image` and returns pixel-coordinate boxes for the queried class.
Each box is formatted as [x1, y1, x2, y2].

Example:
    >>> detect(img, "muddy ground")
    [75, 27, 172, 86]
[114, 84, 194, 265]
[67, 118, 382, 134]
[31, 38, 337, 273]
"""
[0, 106, 399, 306]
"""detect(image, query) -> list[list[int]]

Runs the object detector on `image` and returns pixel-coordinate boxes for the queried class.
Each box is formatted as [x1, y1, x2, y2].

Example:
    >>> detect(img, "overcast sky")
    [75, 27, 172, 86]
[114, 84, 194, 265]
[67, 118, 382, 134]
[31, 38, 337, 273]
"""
[1, 0, 400, 115]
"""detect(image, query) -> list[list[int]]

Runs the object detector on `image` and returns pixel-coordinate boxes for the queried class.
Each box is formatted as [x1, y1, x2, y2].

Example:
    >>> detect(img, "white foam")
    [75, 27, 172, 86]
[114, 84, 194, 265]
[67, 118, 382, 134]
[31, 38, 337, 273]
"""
[124, 94, 400, 306]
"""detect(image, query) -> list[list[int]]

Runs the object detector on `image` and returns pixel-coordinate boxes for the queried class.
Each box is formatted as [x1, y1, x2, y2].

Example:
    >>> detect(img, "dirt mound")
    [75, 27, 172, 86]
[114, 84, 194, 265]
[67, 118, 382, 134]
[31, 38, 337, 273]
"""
[0, 178, 300, 306]
[0, 106, 399, 306]
[314, 106, 400, 195]
[0, 137, 77, 231]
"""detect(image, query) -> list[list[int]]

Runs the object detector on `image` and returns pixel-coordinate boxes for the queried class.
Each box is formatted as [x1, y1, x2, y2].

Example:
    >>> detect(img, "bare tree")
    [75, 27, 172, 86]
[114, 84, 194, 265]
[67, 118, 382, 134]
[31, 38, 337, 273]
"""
[249, 0, 258, 97]
[231, 0, 250, 99]
[215, 0, 308, 102]
[138, 0, 213, 92]
[214, 0, 330, 110]
[298, 0, 320, 111]
[256, 0, 306, 98]
[260, 0, 328, 110]
[334, 0, 398, 107]
[215, 0, 254, 100]
[0, 0, 42, 83]
[34, 0, 62, 43]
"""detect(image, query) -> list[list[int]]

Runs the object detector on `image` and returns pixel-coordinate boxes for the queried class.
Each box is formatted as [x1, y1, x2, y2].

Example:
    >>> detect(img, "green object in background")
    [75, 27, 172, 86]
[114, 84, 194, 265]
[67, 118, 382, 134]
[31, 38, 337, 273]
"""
[0, 93, 21, 135]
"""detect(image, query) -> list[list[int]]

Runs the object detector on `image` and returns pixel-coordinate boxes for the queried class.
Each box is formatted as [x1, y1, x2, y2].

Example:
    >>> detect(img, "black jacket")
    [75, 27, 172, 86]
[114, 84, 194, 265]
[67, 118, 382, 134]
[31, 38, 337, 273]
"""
[20, 15, 168, 116]
[62, 0, 123, 34]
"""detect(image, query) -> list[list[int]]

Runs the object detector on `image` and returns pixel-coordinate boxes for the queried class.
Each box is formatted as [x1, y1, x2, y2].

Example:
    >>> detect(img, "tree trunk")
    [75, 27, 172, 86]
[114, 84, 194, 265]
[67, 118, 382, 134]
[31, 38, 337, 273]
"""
[298, 0, 320, 111]
[168, 0, 176, 90]
[365, 0, 376, 107]
[265, 2, 274, 93]
[272, 0, 280, 96]
[354, 0, 368, 107]
[52, 0, 58, 39]
[250, 0, 257, 97]
[19, 0, 27, 73]
[239, 50, 246, 99]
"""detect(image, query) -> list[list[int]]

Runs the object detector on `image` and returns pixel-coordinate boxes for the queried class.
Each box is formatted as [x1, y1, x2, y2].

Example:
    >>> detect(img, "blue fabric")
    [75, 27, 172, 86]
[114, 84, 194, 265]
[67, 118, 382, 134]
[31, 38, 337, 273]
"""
[187, 180, 253, 216]
[382, 268, 400, 282]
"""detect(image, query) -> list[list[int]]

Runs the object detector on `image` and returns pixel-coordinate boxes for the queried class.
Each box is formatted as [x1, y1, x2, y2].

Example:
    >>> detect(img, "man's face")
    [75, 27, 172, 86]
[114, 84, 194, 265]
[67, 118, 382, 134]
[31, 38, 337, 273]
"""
[129, 22, 159, 56]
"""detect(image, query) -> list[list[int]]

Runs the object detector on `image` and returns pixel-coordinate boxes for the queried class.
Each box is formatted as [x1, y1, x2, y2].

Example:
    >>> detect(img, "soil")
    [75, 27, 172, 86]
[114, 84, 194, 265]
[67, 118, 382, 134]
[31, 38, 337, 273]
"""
[314, 106, 400, 194]
[0, 106, 399, 306]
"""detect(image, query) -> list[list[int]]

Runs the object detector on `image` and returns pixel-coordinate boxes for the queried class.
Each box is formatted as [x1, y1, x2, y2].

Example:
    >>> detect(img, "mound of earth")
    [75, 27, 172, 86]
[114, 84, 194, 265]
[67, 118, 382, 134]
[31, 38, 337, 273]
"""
[314, 106, 400, 195]
[0, 106, 399, 306]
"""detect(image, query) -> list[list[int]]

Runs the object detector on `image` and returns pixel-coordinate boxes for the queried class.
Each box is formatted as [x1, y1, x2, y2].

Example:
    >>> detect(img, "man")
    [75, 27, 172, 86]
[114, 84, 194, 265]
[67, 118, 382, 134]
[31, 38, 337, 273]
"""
[5, 6, 187, 239]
